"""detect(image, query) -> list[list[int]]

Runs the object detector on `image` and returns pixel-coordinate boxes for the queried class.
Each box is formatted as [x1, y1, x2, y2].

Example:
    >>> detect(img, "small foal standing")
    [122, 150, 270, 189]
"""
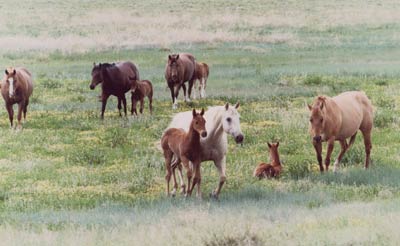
[1, 67, 34, 129]
[192, 62, 209, 99]
[130, 79, 153, 115]
[308, 91, 373, 172]
[253, 142, 282, 179]
[161, 109, 207, 197]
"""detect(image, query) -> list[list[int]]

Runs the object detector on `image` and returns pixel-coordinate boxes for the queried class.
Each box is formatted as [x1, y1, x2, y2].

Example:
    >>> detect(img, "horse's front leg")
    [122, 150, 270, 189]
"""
[101, 94, 110, 119]
[6, 103, 14, 128]
[193, 160, 202, 199]
[325, 137, 335, 171]
[170, 83, 177, 109]
[139, 98, 144, 114]
[211, 156, 226, 200]
[313, 140, 323, 172]
[334, 139, 348, 172]
[181, 156, 192, 196]
[117, 97, 122, 117]
[16, 102, 24, 130]
[187, 79, 194, 101]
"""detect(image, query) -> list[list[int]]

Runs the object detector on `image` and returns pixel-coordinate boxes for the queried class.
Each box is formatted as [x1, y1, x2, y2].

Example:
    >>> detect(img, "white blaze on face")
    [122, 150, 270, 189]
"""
[8, 77, 14, 97]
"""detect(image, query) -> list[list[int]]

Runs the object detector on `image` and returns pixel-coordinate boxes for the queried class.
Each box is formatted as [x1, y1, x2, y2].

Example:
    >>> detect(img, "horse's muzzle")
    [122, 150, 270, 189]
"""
[201, 131, 208, 138]
[235, 134, 244, 144]
[90, 84, 95, 90]
[313, 135, 322, 143]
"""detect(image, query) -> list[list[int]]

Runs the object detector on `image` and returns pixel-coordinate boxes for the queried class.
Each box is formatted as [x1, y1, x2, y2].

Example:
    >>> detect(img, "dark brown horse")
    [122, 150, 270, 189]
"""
[130, 79, 153, 115]
[253, 142, 282, 179]
[90, 61, 140, 119]
[1, 67, 34, 129]
[164, 53, 196, 109]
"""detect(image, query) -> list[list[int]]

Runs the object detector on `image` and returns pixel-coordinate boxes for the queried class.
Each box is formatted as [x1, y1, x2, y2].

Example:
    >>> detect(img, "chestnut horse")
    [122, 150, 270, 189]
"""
[130, 79, 153, 115]
[1, 67, 33, 129]
[164, 53, 196, 109]
[192, 62, 209, 99]
[308, 91, 373, 172]
[161, 109, 207, 197]
[90, 61, 140, 119]
[253, 142, 282, 179]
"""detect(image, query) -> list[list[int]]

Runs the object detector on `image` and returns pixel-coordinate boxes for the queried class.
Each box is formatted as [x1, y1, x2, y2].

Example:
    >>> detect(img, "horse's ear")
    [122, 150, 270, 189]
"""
[200, 108, 205, 116]
[176, 54, 179, 59]
[235, 101, 240, 109]
[168, 55, 172, 60]
[93, 62, 96, 67]
[5, 69, 8, 75]
[225, 103, 229, 110]
[320, 102, 324, 110]
[307, 103, 312, 111]
[13, 69, 16, 75]
[276, 142, 279, 147]
[267, 142, 272, 148]
[192, 108, 196, 117]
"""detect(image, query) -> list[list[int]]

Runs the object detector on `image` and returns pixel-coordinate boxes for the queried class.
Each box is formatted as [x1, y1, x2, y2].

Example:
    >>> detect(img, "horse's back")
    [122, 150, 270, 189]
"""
[333, 91, 373, 136]
[179, 53, 195, 81]
[17, 67, 34, 96]
[118, 61, 140, 81]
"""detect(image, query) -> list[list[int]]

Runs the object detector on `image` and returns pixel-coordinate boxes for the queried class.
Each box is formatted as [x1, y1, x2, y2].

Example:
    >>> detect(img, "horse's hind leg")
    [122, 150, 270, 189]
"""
[362, 130, 372, 169]
[187, 80, 194, 101]
[163, 150, 173, 196]
[139, 98, 144, 114]
[132, 99, 138, 116]
[334, 140, 348, 172]
[211, 156, 227, 199]
[23, 99, 29, 122]
[122, 95, 127, 117]
[117, 97, 122, 117]
[200, 78, 206, 98]
[148, 94, 153, 114]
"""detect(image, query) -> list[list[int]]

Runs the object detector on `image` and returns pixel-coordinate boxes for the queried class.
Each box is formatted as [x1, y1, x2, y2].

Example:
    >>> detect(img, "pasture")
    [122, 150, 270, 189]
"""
[0, 0, 400, 245]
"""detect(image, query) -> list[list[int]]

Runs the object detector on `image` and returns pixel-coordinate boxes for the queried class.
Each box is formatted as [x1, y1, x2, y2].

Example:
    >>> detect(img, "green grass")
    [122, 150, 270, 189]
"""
[1, 0, 400, 244]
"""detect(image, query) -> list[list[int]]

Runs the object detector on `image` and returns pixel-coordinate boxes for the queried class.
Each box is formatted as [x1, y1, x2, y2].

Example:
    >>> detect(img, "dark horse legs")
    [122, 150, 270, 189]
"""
[101, 94, 110, 119]
[117, 95, 127, 117]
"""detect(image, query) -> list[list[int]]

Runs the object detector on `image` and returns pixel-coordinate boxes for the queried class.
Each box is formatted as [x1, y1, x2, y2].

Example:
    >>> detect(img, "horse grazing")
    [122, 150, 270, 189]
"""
[161, 109, 207, 197]
[90, 61, 140, 119]
[164, 53, 196, 109]
[1, 67, 34, 129]
[130, 79, 153, 115]
[308, 91, 373, 172]
[168, 102, 244, 199]
[253, 142, 282, 179]
[192, 62, 209, 99]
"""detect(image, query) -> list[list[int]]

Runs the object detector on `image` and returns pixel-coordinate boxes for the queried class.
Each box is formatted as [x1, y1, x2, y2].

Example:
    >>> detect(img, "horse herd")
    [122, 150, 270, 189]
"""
[1, 52, 374, 199]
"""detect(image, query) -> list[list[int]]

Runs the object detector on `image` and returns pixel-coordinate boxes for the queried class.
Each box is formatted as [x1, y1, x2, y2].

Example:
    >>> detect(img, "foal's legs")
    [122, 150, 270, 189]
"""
[325, 137, 335, 171]
[139, 98, 144, 114]
[101, 94, 110, 119]
[211, 156, 227, 199]
[6, 104, 14, 128]
[163, 149, 173, 196]
[313, 140, 323, 172]
[132, 99, 138, 115]
[180, 156, 192, 196]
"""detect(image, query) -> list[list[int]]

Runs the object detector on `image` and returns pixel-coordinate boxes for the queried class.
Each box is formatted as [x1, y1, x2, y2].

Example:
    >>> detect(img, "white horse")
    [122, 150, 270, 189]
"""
[167, 102, 244, 199]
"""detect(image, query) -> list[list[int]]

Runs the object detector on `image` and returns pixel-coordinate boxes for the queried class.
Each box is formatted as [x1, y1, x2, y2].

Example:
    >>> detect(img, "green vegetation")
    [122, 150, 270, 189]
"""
[0, 0, 400, 244]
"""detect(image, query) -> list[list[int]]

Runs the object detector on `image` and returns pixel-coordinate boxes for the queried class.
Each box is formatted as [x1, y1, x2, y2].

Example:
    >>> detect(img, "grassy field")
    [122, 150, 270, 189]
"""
[1, 0, 400, 245]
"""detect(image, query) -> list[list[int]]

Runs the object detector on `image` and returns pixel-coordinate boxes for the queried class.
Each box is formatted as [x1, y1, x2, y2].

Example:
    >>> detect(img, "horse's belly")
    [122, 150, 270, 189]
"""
[200, 144, 225, 162]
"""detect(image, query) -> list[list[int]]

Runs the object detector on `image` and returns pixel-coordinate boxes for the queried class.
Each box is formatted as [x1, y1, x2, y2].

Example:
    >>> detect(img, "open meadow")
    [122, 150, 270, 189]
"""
[1, 0, 400, 245]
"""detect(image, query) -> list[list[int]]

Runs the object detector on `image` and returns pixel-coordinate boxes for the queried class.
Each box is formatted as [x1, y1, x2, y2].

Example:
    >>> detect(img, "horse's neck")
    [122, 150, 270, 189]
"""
[205, 110, 225, 142]
[270, 151, 281, 166]
[186, 123, 201, 147]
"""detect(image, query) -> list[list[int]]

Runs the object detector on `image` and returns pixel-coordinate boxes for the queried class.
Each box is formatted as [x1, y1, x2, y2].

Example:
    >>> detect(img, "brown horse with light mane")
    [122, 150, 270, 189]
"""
[253, 142, 282, 179]
[164, 53, 196, 109]
[192, 62, 209, 99]
[1, 67, 34, 129]
[308, 91, 373, 172]
[161, 108, 207, 197]
[130, 79, 153, 115]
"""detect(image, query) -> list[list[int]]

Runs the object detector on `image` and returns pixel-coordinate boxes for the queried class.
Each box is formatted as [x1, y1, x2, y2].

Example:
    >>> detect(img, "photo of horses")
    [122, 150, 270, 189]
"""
[0, 1, 399, 245]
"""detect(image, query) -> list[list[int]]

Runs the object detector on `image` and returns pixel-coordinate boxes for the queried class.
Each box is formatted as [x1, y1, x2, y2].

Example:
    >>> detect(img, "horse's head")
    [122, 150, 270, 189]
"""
[90, 62, 103, 90]
[167, 54, 180, 82]
[222, 102, 244, 144]
[4, 67, 17, 98]
[268, 141, 280, 160]
[129, 77, 138, 93]
[308, 96, 326, 143]
[192, 108, 207, 138]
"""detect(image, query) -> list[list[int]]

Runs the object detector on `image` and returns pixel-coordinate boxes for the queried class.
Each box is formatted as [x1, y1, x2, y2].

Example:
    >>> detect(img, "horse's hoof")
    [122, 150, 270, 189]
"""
[209, 191, 219, 201]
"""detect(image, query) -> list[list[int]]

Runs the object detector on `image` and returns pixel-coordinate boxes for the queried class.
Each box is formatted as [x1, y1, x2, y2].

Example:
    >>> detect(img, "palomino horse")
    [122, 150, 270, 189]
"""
[130, 79, 153, 115]
[308, 91, 373, 172]
[164, 53, 196, 109]
[253, 142, 282, 179]
[90, 61, 140, 119]
[192, 62, 209, 99]
[1, 67, 34, 129]
[168, 102, 244, 199]
[161, 109, 207, 197]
